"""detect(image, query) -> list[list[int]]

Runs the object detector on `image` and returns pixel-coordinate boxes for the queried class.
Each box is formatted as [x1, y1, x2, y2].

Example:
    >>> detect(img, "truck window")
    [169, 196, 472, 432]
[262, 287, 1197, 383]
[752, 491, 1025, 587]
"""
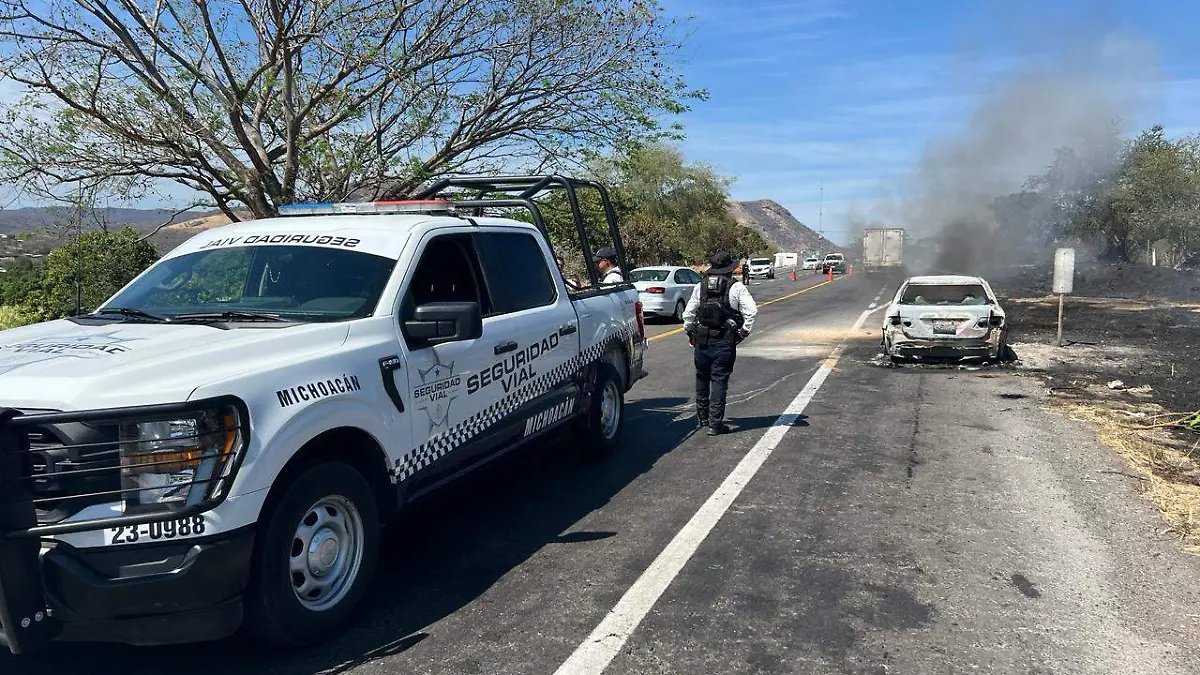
[900, 283, 989, 306]
[105, 245, 396, 321]
[406, 234, 490, 313]
[474, 232, 558, 315]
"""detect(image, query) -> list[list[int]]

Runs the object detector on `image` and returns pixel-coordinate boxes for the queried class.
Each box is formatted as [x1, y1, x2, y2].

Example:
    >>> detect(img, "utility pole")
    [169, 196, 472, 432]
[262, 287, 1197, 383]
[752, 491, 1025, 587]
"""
[819, 181, 824, 237]
[75, 182, 83, 316]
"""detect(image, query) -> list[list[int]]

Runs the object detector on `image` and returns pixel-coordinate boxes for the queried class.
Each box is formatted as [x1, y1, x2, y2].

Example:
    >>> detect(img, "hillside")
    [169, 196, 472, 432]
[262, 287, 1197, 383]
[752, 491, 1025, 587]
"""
[728, 199, 838, 255]
[0, 206, 231, 256]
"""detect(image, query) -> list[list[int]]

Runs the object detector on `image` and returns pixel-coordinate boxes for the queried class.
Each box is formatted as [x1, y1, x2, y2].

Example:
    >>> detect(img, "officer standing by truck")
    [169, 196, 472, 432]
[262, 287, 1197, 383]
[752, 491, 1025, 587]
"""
[683, 251, 758, 435]
[593, 246, 625, 284]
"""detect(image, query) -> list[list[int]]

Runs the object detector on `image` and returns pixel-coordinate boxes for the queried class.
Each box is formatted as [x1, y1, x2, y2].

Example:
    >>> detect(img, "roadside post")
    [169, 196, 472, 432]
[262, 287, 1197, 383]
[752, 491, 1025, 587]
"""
[1053, 247, 1075, 346]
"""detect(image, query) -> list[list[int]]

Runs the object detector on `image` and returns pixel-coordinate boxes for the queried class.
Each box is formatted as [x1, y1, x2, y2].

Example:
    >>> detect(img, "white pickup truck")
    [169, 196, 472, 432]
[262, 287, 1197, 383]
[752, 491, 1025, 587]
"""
[0, 175, 646, 654]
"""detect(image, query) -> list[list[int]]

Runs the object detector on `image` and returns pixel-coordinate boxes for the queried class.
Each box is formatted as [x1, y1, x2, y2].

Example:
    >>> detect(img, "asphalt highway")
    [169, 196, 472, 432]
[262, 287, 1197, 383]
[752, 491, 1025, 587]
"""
[8, 270, 1200, 675]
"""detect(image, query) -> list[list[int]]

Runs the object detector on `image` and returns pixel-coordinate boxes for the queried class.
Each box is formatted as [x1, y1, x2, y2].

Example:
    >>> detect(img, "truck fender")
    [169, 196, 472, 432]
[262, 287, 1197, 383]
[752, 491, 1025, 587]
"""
[229, 397, 399, 501]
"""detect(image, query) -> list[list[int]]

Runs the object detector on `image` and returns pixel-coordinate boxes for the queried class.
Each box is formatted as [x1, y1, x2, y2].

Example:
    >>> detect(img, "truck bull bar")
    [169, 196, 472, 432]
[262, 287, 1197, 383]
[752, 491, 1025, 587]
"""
[0, 408, 60, 653]
[0, 398, 248, 654]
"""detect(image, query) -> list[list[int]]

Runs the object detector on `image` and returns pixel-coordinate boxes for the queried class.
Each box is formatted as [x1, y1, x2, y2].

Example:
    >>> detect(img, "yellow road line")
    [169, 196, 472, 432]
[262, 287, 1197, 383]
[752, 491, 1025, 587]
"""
[647, 276, 843, 342]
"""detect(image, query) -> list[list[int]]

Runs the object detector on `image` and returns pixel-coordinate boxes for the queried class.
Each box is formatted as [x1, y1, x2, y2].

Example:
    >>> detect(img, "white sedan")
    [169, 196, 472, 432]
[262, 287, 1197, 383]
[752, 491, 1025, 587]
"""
[882, 275, 1009, 362]
[801, 256, 819, 270]
[630, 266, 702, 322]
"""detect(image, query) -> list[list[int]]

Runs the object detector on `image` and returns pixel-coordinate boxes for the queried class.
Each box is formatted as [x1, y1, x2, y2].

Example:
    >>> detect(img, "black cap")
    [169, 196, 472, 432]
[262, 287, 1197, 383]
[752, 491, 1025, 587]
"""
[707, 251, 737, 275]
[592, 246, 618, 262]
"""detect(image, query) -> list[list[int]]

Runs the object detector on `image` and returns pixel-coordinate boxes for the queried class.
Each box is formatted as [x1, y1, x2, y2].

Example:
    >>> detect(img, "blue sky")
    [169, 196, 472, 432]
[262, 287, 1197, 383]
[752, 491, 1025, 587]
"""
[661, 0, 1200, 244]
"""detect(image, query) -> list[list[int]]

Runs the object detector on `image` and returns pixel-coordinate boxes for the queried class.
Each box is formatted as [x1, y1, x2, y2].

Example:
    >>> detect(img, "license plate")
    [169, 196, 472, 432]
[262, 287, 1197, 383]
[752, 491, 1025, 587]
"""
[105, 515, 208, 545]
[932, 320, 956, 334]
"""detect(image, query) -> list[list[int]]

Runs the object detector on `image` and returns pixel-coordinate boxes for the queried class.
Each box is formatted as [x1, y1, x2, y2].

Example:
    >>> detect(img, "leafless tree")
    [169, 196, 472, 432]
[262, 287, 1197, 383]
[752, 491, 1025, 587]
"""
[0, 0, 700, 219]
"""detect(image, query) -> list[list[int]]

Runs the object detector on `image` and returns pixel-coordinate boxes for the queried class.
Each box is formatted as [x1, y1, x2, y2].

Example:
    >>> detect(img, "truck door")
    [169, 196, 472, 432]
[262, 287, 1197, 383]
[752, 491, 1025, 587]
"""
[470, 228, 582, 446]
[396, 230, 497, 487]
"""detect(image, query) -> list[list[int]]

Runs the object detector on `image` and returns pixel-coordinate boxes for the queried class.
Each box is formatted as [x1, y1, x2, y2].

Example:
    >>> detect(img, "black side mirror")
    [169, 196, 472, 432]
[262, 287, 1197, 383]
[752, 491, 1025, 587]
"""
[404, 301, 483, 345]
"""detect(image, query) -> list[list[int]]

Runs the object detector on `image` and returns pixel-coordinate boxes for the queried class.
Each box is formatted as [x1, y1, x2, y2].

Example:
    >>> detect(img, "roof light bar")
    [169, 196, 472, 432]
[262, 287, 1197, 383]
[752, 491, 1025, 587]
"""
[278, 200, 454, 217]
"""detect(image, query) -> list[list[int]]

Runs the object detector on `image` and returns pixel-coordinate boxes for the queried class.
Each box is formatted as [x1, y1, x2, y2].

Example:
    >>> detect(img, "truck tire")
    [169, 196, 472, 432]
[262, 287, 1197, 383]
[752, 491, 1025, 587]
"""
[244, 462, 380, 646]
[577, 362, 625, 456]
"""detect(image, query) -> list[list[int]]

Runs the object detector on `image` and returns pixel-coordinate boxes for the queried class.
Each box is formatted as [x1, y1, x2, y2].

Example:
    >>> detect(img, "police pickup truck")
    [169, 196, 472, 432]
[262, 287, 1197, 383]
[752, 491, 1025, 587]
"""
[0, 176, 646, 654]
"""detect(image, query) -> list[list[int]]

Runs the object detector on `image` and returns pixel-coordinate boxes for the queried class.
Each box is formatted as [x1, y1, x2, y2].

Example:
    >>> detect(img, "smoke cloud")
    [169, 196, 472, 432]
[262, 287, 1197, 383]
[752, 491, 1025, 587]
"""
[853, 26, 1160, 275]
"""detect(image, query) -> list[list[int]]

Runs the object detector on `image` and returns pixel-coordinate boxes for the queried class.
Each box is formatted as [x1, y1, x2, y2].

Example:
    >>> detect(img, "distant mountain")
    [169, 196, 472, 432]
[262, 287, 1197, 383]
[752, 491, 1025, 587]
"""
[0, 206, 184, 234]
[728, 200, 839, 255]
[0, 206, 230, 256]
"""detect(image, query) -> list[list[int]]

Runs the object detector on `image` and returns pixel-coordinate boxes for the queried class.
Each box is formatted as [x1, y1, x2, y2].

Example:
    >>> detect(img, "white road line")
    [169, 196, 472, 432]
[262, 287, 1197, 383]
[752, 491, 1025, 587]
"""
[553, 328, 856, 675]
[853, 305, 886, 330]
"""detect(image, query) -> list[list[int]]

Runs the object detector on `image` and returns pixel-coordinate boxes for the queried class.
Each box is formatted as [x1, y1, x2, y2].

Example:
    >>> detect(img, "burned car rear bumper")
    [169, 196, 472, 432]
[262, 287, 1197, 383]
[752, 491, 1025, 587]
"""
[885, 329, 1006, 360]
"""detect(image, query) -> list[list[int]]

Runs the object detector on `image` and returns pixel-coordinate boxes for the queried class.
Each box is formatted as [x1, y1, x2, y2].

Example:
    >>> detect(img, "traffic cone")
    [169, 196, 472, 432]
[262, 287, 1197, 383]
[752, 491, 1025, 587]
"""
[789, 269, 797, 282]
[849, 264, 854, 276]
[827, 267, 833, 281]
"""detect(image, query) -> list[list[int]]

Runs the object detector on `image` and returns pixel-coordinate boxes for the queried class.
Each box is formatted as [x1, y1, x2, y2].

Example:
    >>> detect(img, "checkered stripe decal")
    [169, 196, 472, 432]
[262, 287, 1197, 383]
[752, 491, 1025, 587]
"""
[393, 325, 637, 481]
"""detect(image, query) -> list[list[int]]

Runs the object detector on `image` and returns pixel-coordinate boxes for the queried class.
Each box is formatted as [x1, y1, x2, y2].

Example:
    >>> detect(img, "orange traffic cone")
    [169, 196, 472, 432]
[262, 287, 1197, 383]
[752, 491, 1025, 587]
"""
[789, 269, 797, 282]
[827, 267, 833, 281]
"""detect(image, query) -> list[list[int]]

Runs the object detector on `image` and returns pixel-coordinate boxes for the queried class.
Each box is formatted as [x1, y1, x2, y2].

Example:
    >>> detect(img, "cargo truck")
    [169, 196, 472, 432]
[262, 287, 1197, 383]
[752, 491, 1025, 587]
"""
[861, 227, 905, 273]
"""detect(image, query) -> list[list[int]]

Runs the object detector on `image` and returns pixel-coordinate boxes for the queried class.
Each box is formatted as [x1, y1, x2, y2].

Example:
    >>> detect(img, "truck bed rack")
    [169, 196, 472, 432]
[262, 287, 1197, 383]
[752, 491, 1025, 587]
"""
[414, 175, 625, 290]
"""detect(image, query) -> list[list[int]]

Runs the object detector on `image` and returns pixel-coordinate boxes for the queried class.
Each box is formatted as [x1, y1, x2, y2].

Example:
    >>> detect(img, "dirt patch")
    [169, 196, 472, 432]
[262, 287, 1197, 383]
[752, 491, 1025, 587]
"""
[988, 262, 1200, 552]
[1049, 393, 1200, 552]
[995, 261, 1200, 303]
[1002, 295, 1198, 415]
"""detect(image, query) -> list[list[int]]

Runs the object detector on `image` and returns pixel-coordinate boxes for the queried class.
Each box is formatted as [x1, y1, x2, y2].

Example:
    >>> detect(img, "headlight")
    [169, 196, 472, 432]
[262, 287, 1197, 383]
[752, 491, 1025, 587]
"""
[118, 405, 244, 510]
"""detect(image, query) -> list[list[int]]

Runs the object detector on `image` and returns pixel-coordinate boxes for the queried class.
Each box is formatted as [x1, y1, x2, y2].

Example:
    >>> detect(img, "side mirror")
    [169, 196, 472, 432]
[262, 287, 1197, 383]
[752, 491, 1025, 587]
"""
[404, 301, 482, 345]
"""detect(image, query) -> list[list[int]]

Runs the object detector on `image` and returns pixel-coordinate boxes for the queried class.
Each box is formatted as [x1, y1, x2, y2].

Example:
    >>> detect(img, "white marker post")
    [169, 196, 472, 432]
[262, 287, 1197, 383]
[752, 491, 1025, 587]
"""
[1053, 247, 1075, 346]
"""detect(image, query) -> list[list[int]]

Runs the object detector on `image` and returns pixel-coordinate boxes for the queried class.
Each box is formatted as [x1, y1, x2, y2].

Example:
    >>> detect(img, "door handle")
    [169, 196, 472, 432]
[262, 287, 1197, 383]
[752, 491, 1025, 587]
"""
[558, 323, 578, 336]
[494, 340, 518, 355]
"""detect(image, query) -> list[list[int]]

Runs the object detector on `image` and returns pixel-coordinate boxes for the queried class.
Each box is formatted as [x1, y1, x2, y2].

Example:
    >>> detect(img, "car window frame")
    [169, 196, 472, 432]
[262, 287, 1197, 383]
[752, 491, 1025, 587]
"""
[472, 230, 560, 318]
[400, 232, 492, 332]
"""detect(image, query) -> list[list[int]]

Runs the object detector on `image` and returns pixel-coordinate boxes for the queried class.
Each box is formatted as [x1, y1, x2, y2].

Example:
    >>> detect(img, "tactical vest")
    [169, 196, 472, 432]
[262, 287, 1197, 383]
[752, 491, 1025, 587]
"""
[694, 273, 743, 345]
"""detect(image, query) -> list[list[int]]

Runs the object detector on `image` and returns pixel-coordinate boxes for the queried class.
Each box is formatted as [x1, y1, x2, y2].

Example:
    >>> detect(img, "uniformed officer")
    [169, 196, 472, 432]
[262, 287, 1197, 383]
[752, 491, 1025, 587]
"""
[682, 251, 758, 435]
[593, 246, 625, 284]
[741, 259, 750, 285]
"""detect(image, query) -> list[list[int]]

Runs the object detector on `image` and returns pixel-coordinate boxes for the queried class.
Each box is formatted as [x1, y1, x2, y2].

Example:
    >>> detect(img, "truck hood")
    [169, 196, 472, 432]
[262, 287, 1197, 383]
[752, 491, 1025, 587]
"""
[890, 304, 1000, 339]
[0, 319, 349, 409]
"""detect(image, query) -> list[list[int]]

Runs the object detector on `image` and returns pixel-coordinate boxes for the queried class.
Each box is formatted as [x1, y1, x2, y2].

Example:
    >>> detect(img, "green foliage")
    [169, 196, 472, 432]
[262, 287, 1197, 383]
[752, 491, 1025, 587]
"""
[37, 228, 160, 319]
[0, 304, 39, 330]
[1009, 124, 1200, 263]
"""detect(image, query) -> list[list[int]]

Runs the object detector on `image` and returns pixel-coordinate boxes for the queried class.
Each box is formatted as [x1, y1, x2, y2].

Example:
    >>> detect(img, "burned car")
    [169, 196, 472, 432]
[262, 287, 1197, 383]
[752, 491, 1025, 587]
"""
[882, 275, 1008, 362]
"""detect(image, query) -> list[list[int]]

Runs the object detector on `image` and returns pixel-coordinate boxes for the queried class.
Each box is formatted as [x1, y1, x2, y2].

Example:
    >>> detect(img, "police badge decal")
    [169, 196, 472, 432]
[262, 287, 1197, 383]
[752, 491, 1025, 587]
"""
[412, 354, 464, 434]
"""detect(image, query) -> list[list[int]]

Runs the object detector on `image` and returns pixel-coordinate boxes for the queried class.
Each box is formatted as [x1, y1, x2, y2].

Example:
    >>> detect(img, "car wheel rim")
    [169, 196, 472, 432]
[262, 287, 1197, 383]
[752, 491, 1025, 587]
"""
[599, 379, 621, 440]
[289, 495, 365, 612]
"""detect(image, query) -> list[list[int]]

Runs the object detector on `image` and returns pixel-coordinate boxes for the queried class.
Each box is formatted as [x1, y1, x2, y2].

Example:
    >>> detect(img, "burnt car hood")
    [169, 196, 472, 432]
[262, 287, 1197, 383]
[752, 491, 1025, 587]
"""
[891, 304, 1001, 340]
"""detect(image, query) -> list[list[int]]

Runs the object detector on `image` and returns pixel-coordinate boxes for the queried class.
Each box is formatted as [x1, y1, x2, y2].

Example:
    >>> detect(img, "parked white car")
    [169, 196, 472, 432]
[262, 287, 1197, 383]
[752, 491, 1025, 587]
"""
[630, 266, 701, 322]
[801, 256, 819, 270]
[882, 275, 1008, 362]
[747, 257, 775, 279]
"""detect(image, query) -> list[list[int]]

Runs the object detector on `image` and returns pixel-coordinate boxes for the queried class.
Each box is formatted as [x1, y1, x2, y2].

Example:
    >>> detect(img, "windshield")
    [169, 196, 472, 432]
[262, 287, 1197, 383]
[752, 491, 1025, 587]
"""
[630, 269, 671, 282]
[103, 245, 397, 322]
[900, 283, 990, 306]
[805, 258, 818, 262]
[825, 254, 843, 260]
[750, 259, 771, 265]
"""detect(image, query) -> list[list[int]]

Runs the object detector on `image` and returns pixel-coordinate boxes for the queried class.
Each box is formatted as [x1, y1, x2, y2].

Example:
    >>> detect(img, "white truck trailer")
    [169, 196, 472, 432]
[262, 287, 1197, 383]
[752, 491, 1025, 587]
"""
[861, 228, 905, 273]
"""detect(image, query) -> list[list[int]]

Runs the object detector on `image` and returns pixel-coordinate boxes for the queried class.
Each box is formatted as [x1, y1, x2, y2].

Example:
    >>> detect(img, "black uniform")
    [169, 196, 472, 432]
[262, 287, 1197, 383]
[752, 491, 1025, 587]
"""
[685, 256, 757, 435]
